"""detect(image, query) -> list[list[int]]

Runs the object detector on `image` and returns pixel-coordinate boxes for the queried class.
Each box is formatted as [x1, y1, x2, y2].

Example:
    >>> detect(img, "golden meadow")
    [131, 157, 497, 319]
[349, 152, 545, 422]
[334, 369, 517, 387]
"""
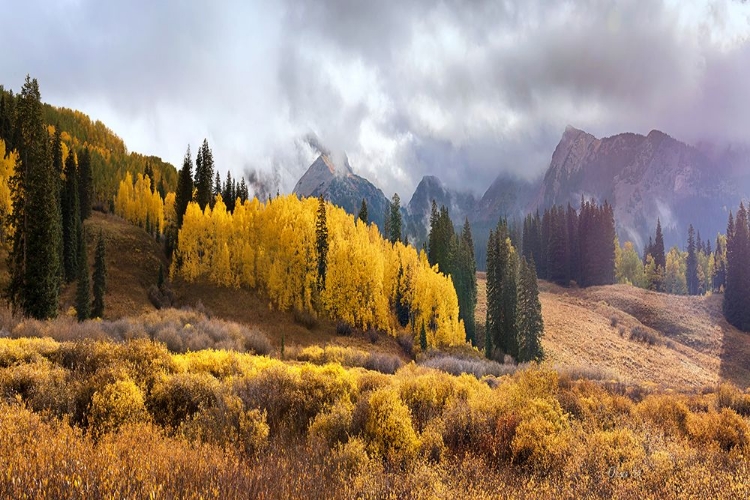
[0, 309, 749, 499]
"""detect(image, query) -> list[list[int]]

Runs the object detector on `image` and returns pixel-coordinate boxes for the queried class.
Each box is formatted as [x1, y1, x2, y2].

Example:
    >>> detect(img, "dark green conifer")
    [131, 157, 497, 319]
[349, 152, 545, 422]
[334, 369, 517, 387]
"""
[61, 149, 79, 282]
[75, 226, 91, 321]
[92, 230, 106, 319]
[357, 198, 368, 224]
[315, 195, 328, 291]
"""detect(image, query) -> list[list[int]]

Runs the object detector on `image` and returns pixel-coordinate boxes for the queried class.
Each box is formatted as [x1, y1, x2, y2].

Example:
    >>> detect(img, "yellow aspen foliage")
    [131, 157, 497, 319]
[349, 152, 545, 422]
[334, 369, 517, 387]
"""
[114, 172, 165, 234]
[0, 139, 18, 246]
[172, 194, 465, 347]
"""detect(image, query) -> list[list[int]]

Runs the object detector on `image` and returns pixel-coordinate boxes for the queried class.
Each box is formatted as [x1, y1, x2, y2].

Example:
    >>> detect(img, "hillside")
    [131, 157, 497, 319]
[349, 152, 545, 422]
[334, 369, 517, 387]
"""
[477, 274, 750, 389]
[54, 212, 406, 359]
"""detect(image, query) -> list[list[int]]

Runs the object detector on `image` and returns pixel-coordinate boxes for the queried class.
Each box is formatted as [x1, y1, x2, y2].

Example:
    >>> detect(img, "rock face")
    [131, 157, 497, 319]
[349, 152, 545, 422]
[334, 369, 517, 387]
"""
[293, 154, 390, 229]
[532, 126, 742, 250]
[405, 175, 477, 243]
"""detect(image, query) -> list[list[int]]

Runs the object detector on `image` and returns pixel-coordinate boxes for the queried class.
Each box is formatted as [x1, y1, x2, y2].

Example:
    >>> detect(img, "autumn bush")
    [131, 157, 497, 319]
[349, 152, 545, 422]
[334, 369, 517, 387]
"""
[0, 334, 749, 498]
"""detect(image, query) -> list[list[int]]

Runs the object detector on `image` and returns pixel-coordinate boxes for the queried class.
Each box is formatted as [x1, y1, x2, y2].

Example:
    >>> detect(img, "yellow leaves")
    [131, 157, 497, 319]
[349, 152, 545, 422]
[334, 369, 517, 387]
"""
[0, 140, 17, 246]
[114, 172, 165, 234]
[172, 194, 466, 347]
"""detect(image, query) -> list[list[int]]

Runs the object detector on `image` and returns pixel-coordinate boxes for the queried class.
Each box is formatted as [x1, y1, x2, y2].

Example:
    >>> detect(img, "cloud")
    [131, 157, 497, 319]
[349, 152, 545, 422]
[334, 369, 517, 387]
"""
[1, 0, 749, 199]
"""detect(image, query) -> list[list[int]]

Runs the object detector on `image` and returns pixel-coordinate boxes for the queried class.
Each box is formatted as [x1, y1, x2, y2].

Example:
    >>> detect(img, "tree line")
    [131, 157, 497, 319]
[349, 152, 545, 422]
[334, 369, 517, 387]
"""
[2, 76, 106, 320]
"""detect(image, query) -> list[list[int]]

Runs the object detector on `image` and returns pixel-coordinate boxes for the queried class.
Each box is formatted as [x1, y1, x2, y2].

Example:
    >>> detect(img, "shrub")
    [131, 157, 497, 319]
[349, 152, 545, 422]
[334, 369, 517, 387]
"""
[148, 372, 220, 429]
[336, 321, 352, 336]
[421, 354, 517, 378]
[308, 399, 354, 448]
[364, 353, 403, 375]
[610, 316, 619, 328]
[716, 382, 750, 417]
[362, 388, 419, 464]
[397, 333, 415, 358]
[630, 326, 660, 346]
[510, 398, 570, 471]
[89, 378, 148, 434]
[293, 309, 318, 330]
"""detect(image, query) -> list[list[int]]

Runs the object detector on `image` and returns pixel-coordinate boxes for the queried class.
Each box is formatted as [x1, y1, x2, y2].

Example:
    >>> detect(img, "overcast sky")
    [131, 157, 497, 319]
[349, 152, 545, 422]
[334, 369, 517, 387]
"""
[2, 0, 750, 199]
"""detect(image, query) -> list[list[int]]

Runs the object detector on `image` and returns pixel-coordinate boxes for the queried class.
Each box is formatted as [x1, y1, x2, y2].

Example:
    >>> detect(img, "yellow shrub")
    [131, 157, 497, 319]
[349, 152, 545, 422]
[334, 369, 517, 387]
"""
[89, 378, 148, 434]
[511, 398, 570, 471]
[308, 398, 354, 447]
[363, 388, 419, 464]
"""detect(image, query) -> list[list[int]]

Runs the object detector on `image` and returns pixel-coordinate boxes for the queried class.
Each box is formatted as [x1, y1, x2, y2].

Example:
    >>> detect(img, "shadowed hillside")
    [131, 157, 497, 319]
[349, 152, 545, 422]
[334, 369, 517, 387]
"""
[477, 274, 750, 389]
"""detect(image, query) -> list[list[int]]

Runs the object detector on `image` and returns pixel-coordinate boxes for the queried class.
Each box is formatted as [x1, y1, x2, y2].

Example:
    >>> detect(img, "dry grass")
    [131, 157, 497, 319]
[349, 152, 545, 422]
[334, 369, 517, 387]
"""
[477, 275, 750, 390]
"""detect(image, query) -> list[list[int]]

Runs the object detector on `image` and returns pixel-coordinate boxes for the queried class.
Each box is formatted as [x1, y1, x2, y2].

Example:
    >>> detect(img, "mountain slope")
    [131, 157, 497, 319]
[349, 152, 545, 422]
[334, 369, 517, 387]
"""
[293, 154, 390, 229]
[533, 126, 741, 249]
[477, 275, 750, 389]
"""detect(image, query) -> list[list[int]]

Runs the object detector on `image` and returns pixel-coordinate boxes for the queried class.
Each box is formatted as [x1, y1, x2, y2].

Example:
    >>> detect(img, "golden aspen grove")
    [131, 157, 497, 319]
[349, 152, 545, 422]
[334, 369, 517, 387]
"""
[172, 194, 465, 347]
[113, 171, 168, 234]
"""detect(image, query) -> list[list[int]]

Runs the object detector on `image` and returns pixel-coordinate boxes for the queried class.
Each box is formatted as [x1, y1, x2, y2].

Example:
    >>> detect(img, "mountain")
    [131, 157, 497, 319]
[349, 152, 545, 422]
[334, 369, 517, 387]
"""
[293, 154, 390, 229]
[405, 175, 477, 245]
[534, 125, 744, 250]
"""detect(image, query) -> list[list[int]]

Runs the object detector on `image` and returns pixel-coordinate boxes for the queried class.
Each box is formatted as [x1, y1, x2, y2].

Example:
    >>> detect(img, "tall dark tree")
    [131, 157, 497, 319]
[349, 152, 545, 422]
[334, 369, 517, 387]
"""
[194, 139, 214, 210]
[724, 205, 750, 330]
[485, 220, 518, 359]
[61, 149, 80, 282]
[516, 256, 544, 362]
[174, 146, 194, 229]
[686, 224, 699, 295]
[92, 230, 106, 319]
[223, 170, 235, 212]
[428, 202, 454, 274]
[144, 163, 155, 192]
[77, 147, 92, 220]
[388, 193, 402, 244]
[653, 218, 666, 270]
[455, 218, 477, 345]
[714, 235, 726, 293]
[213, 171, 221, 207]
[7, 76, 63, 319]
[238, 177, 249, 203]
[566, 203, 580, 284]
[357, 198, 368, 224]
[51, 126, 63, 177]
[315, 195, 328, 291]
[75, 226, 90, 321]
[546, 206, 569, 285]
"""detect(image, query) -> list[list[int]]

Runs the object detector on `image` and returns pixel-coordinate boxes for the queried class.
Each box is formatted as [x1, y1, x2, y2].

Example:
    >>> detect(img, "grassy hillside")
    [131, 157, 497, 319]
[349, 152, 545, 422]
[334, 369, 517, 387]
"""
[55, 212, 406, 360]
[477, 274, 750, 389]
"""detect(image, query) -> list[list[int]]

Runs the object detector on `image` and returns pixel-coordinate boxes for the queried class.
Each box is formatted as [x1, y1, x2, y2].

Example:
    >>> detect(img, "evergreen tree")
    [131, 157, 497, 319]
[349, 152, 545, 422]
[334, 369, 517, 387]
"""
[428, 202, 455, 274]
[686, 224, 699, 295]
[157, 177, 166, 200]
[238, 177, 248, 203]
[144, 163, 155, 192]
[92, 230, 106, 318]
[357, 198, 368, 224]
[546, 205, 569, 285]
[223, 170, 234, 212]
[389, 193, 402, 244]
[78, 147, 92, 219]
[714, 235, 726, 293]
[315, 195, 328, 291]
[61, 149, 79, 282]
[724, 204, 750, 330]
[52, 125, 63, 177]
[213, 171, 221, 206]
[516, 257, 544, 362]
[174, 146, 194, 229]
[75, 226, 90, 321]
[395, 264, 410, 327]
[653, 218, 666, 270]
[382, 200, 391, 241]
[566, 203, 580, 284]
[6, 76, 62, 319]
[485, 220, 518, 359]
[456, 218, 477, 345]
[194, 139, 214, 210]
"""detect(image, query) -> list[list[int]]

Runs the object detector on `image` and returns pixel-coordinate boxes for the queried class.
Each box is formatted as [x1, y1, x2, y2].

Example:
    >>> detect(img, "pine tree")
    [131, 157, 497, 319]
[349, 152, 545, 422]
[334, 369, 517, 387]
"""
[92, 230, 106, 318]
[420, 322, 427, 353]
[144, 163, 155, 193]
[213, 171, 221, 207]
[78, 147, 92, 220]
[485, 220, 518, 359]
[724, 204, 750, 330]
[389, 193, 402, 244]
[686, 224, 699, 295]
[174, 146, 194, 229]
[546, 205, 569, 285]
[485, 229, 497, 358]
[456, 218, 477, 345]
[315, 195, 328, 291]
[61, 149, 79, 282]
[75, 226, 90, 321]
[7, 76, 63, 319]
[653, 218, 666, 270]
[516, 257, 544, 362]
[357, 198, 368, 224]
[194, 139, 214, 210]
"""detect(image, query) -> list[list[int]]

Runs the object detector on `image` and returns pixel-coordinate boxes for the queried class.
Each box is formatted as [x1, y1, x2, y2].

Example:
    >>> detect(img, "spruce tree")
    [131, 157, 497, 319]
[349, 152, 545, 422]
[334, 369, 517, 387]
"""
[724, 205, 750, 330]
[75, 226, 90, 321]
[456, 218, 477, 345]
[92, 230, 106, 318]
[485, 220, 518, 359]
[61, 149, 79, 282]
[315, 195, 328, 291]
[194, 139, 214, 210]
[485, 229, 497, 358]
[516, 257, 544, 362]
[7, 76, 62, 319]
[78, 147, 92, 219]
[174, 146, 194, 229]
[357, 198, 368, 224]
[546, 205, 569, 285]
[213, 171, 221, 207]
[389, 193, 402, 244]
[653, 218, 666, 270]
[686, 224, 699, 295]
